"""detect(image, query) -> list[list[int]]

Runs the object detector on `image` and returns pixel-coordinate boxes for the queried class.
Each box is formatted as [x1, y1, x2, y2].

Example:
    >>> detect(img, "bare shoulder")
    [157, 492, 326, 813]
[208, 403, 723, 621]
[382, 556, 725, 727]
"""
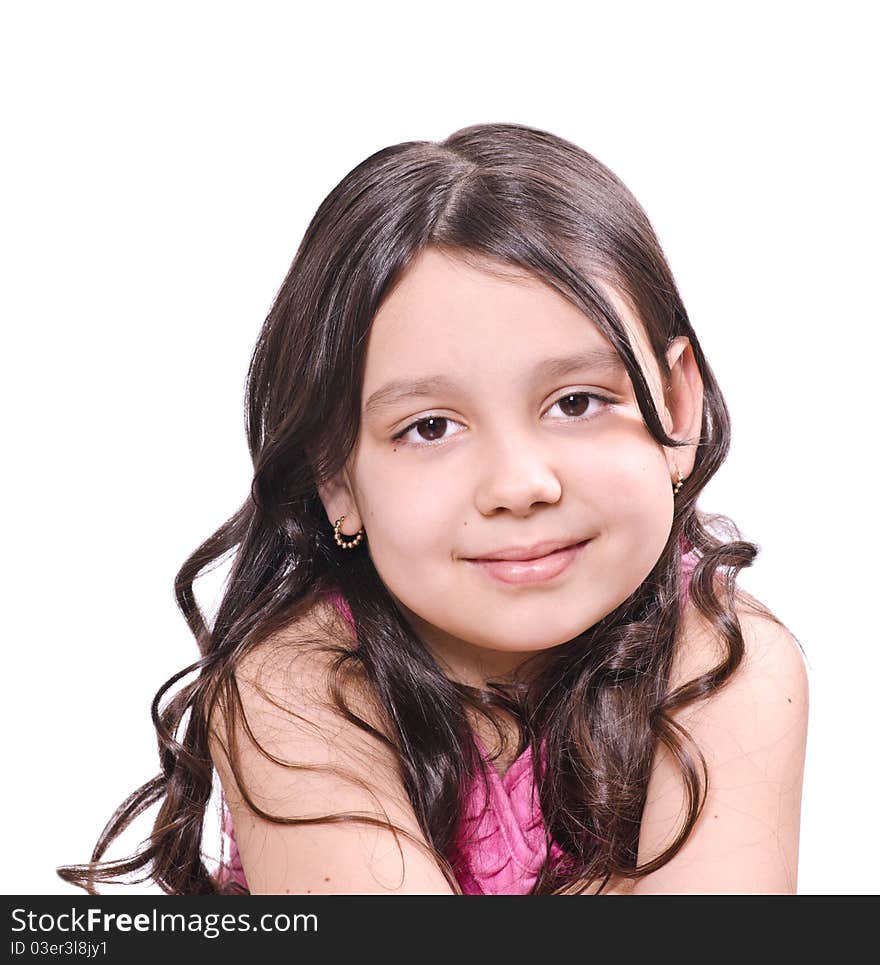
[212, 593, 389, 763]
[670, 586, 809, 717]
[207, 597, 453, 894]
[663, 587, 810, 786]
[617, 587, 810, 894]
[235, 600, 351, 694]
[234, 595, 357, 687]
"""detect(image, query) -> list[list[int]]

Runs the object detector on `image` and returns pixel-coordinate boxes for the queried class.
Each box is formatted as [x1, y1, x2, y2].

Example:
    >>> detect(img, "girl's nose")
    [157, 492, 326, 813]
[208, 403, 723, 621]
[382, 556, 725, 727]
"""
[473, 433, 563, 517]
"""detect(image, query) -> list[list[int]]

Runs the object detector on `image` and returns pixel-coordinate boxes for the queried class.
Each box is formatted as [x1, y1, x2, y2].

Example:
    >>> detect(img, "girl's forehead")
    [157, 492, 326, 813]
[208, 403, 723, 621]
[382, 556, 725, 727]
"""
[363, 247, 662, 398]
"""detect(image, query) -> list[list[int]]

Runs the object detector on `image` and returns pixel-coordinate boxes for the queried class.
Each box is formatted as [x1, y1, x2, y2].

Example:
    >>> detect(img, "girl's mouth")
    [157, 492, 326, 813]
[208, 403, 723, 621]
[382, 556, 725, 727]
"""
[465, 539, 590, 585]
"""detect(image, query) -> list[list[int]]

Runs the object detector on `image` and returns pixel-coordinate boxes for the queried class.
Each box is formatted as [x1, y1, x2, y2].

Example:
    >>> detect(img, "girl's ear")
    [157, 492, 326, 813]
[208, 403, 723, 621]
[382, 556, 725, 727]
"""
[663, 336, 704, 480]
[315, 469, 364, 537]
[304, 443, 364, 535]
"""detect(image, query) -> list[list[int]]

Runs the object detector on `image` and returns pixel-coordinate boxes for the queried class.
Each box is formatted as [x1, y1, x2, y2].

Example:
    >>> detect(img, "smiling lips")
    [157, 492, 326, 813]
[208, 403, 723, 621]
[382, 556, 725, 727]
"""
[469, 537, 583, 562]
[465, 539, 590, 585]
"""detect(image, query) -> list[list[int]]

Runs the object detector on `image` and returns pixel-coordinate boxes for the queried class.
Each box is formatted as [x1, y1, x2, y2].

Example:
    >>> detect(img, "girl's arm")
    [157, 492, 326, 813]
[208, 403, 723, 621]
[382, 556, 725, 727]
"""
[209, 613, 456, 895]
[604, 599, 809, 895]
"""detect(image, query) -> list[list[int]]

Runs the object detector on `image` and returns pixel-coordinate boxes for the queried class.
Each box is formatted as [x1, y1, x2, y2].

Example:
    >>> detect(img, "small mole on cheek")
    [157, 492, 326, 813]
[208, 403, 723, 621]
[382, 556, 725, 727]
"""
[324, 876, 331, 882]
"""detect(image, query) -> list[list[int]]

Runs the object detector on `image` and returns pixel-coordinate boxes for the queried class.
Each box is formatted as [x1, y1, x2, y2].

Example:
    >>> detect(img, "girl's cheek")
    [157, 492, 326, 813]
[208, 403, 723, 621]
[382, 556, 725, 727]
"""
[600, 454, 670, 510]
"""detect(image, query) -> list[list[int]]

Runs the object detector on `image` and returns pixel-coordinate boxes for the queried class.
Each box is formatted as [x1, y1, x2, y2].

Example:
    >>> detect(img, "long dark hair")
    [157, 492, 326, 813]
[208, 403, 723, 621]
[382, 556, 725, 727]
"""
[58, 121, 792, 895]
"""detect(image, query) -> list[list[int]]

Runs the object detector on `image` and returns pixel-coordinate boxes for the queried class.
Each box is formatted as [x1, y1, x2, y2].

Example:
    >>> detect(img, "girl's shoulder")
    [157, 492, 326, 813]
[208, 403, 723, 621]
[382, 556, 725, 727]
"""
[208, 589, 391, 776]
[674, 578, 805, 699]
[226, 591, 376, 727]
[208, 594, 454, 894]
[677, 546, 803, 687]
[604, 586, 809, 894]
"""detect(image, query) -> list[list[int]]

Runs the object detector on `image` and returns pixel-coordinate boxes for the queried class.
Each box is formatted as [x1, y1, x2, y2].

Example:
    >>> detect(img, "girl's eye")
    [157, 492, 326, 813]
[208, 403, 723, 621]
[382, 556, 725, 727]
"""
[390, 391, 616, 448]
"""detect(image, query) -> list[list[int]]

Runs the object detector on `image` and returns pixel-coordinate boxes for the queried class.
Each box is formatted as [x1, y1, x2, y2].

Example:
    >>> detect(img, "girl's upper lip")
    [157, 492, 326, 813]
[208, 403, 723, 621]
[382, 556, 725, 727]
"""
[466, 538, 586, 562]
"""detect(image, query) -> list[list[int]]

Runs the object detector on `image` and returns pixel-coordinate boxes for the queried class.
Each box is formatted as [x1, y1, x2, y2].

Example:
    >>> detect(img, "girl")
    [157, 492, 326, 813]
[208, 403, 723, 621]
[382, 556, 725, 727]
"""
[58, 122, 809, 896]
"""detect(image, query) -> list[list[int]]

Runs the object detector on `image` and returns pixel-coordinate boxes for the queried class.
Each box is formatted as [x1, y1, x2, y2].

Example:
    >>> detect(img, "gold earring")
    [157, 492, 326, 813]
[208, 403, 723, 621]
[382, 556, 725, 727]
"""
[672, 465, 685, 495]
[333, 514, 365, 550]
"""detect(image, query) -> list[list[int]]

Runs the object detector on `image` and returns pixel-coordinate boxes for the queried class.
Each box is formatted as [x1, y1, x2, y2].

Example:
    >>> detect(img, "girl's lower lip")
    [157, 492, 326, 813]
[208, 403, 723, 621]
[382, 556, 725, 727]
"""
[466, 540, 590, 585]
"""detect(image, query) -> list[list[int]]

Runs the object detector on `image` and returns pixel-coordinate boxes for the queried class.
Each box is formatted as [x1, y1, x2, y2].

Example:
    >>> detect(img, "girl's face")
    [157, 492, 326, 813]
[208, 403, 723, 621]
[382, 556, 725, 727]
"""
[319, 247, 702, 685]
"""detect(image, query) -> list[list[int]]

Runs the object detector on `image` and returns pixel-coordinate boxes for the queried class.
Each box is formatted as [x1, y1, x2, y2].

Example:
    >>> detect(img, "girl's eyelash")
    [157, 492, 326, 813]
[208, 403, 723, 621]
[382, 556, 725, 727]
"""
[390, 391, 618, 447]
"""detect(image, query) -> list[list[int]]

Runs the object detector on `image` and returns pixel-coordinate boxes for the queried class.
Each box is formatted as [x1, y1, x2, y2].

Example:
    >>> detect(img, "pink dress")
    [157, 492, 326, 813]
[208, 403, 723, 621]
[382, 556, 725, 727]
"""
[217, 546, 699, 895]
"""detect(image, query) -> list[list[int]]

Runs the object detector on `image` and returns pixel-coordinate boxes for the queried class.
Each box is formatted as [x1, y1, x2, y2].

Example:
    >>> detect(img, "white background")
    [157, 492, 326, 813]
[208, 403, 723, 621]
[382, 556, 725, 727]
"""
[2, 1, 876, 895]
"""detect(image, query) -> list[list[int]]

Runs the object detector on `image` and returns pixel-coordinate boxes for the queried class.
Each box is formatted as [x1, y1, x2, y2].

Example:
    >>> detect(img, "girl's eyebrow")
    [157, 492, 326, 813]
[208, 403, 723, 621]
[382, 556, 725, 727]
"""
[363, 347, 627, 416]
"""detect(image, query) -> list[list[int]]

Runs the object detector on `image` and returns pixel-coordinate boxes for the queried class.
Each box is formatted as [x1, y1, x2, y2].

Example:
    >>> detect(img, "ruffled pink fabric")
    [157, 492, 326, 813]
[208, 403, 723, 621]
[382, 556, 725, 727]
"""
[216, 547, 699, 895]
[447, 735, 575, 894]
